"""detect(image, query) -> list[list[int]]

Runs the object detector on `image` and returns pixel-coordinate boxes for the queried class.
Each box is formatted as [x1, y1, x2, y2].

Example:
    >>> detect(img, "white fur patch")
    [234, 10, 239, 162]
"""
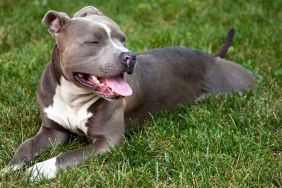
[44, 77, 100, 134]
[27, 157, 58, 182]
[96, 22, 129, 52]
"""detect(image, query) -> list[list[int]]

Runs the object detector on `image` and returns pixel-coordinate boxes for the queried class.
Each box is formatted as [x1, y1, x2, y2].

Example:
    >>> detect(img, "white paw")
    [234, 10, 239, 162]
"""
[1, 164, 23, 175]
[27, 157, 58, 182]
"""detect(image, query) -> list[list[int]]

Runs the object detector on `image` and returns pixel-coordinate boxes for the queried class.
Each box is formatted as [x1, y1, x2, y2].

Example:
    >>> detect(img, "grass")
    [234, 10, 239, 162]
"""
[0, 0, 281, 187]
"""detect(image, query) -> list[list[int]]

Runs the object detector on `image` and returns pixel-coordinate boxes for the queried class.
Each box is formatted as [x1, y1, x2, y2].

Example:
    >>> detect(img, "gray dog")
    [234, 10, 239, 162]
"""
[3, 6, 255, 181]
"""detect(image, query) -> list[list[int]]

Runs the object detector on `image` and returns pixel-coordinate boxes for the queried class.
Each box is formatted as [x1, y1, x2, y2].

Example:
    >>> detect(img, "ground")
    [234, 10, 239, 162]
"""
[0, 0, 281, 187]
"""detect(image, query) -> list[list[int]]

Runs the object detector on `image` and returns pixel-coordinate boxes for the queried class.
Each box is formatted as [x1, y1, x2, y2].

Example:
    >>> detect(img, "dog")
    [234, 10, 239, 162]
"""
[3, 6, 255, 181]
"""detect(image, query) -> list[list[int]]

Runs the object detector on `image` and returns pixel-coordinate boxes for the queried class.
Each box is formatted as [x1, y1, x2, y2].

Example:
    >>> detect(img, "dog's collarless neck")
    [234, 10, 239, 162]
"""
[44, 77, 100, 134]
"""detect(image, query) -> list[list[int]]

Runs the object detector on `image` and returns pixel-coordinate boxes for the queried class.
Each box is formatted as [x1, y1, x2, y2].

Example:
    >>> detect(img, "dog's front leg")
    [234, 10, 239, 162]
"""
[27, 134, 123, 182]
[28, 101, 125, 182]
[3, 124, 70, 173]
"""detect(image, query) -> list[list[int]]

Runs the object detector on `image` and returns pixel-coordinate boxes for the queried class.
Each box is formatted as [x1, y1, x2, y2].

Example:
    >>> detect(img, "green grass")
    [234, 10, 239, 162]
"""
[0, 0, 281, 187]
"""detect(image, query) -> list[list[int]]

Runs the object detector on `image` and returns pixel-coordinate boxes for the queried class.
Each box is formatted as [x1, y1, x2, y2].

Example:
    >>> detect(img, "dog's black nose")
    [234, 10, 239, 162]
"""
[119, 52, 136, 74]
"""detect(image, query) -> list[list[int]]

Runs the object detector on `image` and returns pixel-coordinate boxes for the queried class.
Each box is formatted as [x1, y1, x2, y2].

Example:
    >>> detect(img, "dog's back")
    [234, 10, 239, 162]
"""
[125, 30, 255, 123]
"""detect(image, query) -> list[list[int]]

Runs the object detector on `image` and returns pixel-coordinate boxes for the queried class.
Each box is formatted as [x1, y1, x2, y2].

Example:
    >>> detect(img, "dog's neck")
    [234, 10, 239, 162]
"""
[44, 76, 100, 134]
[58, 77, 99, 107]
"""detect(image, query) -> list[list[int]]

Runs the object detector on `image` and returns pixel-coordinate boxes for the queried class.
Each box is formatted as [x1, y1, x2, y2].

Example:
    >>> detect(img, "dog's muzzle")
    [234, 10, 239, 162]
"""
[119, 52, 136, 74]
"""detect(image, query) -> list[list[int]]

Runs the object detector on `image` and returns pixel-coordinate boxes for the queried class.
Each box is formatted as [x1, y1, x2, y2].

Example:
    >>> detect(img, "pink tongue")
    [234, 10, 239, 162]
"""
[104, 76, 133, 96]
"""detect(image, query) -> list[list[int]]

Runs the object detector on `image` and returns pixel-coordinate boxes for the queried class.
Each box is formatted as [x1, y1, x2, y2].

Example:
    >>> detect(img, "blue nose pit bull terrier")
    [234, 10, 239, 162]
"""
[3, 6, 255, 181]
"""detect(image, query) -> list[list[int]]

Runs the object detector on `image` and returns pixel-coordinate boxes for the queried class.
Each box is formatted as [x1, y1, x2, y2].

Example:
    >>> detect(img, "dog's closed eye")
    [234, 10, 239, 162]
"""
[85, 41, 100, 45]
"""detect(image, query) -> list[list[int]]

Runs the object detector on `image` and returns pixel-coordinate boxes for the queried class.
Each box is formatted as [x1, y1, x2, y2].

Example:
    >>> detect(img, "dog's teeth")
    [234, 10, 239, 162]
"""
[91, 75, 101, 84]
[91, 75, 97, 80]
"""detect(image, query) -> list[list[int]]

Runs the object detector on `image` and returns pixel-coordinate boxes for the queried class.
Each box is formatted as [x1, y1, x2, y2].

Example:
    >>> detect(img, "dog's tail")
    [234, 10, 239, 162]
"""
[213, 28, 235, 58]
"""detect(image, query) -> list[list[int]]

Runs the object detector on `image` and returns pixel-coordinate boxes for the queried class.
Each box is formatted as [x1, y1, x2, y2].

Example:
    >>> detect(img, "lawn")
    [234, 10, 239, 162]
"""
[0, 0, 281, 187]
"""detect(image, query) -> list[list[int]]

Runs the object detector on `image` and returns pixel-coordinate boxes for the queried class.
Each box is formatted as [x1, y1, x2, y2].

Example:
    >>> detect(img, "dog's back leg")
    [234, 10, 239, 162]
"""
[205, 58, 256, 94]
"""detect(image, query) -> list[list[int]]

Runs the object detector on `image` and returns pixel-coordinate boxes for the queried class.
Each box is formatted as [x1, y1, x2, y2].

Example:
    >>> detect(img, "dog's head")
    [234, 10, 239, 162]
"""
[42, 6, 136, 99]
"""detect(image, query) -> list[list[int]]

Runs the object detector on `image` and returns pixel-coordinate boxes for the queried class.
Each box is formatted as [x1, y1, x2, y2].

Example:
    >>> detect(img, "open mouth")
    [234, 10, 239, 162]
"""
[74, 73, 133, 99]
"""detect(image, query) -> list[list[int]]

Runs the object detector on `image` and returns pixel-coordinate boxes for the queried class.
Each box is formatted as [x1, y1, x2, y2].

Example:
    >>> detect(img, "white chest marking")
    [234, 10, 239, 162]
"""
[44, 77, 100, 134]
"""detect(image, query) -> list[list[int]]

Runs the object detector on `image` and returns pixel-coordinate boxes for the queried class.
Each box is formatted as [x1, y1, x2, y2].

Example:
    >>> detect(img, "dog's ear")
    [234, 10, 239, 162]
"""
[73, 6, 103, 17]
[42, 10, 70, 36]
